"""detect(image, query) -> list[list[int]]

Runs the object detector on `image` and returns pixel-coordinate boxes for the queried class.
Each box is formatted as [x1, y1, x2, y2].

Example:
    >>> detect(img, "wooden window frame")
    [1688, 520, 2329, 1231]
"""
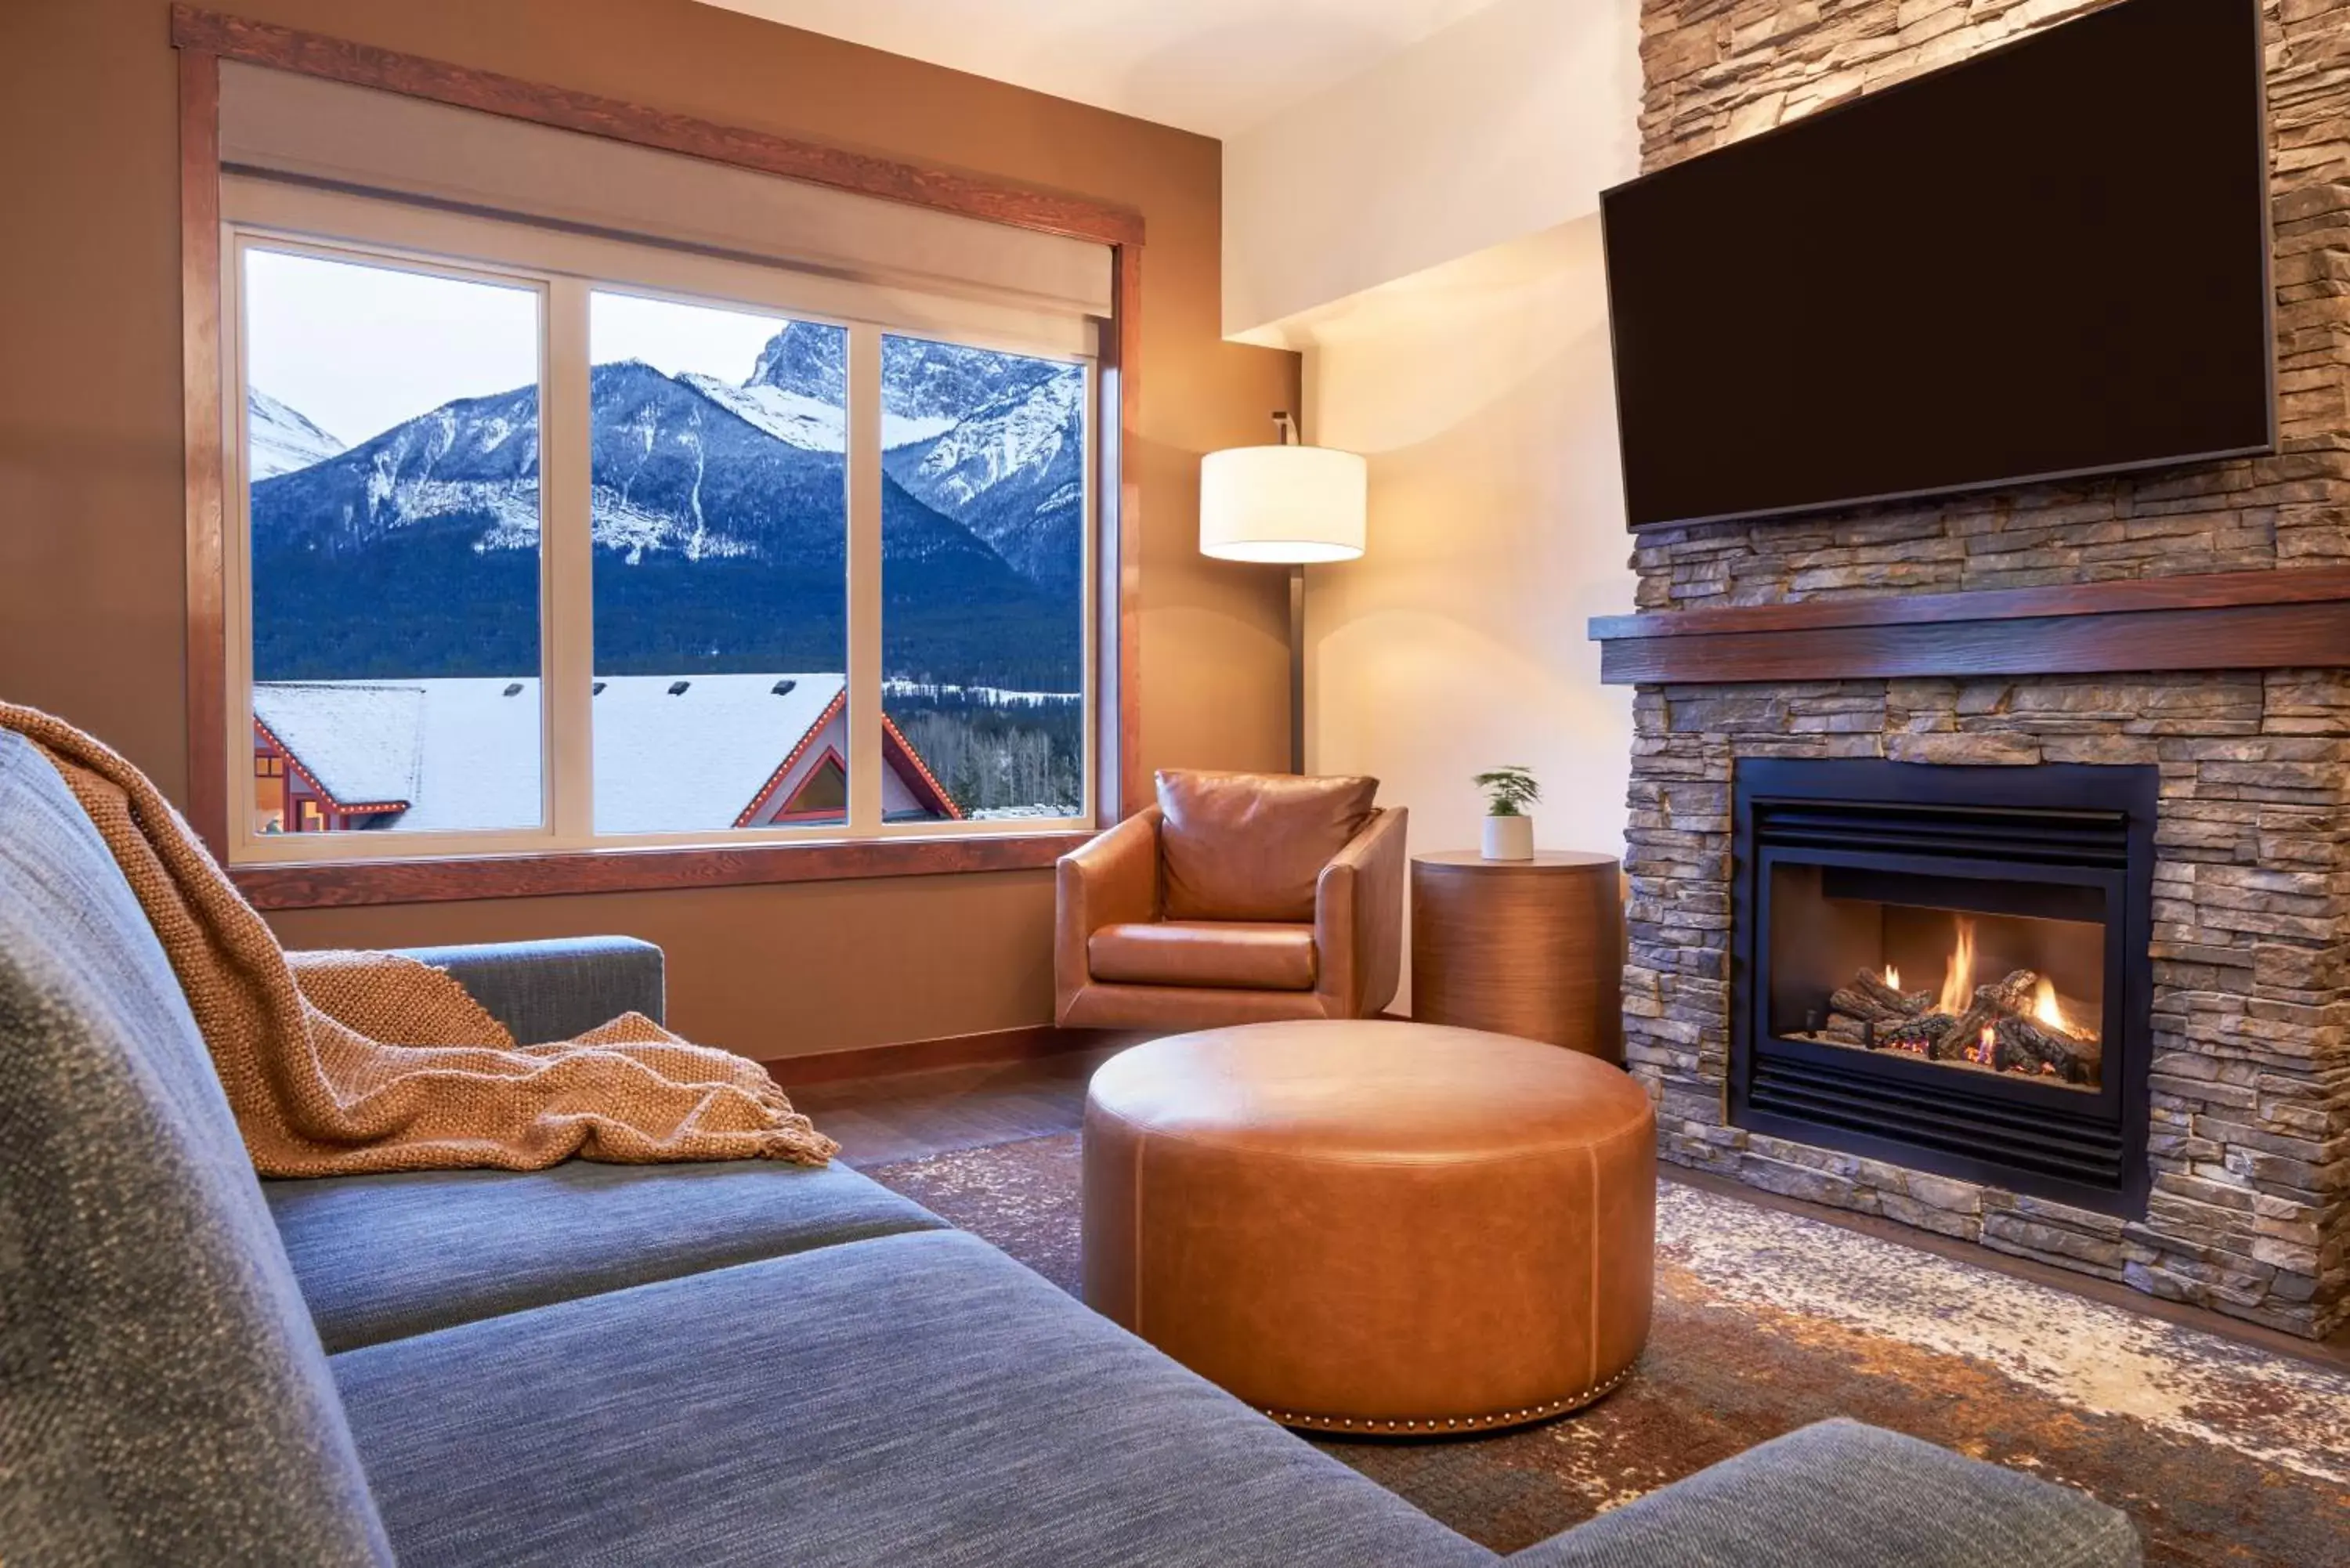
[172, 5, 1144, 910]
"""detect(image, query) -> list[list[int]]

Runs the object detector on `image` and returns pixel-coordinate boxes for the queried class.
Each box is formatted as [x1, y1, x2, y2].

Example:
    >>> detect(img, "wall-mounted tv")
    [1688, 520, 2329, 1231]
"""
[1601, 0, 2274, 533]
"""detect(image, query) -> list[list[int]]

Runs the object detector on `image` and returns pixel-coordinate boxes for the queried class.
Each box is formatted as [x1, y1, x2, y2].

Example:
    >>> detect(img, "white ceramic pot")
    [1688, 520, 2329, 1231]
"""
[1481, 814, 1535, 861]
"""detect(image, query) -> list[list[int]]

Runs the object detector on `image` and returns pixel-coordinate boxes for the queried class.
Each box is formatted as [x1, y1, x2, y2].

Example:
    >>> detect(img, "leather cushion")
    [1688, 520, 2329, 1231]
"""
[1089, 922, 1318, 992]
[1156, 770, 1378, 922]
[1083, 1020, 1655, 1433]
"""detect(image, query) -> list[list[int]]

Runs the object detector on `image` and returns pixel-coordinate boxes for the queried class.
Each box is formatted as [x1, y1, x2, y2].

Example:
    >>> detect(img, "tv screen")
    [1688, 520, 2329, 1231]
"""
[1601, 0, 2273, 532]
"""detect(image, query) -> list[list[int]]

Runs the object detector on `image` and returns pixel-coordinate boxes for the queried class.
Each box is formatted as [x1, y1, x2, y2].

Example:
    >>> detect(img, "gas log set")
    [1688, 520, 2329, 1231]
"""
[1797, 919, 2103, 1089]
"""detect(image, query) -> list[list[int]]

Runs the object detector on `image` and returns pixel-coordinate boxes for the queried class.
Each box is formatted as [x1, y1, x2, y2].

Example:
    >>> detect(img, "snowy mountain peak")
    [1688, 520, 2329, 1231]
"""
[912, 370, 1083, 504]
[884, 362, 1085, 592]
[249, 326, 1088, 603]
[746, 321, 847, 406]
[880, 338, 1065, 431]
[248, 388, 345, 479]
[682, 372, 845, 453]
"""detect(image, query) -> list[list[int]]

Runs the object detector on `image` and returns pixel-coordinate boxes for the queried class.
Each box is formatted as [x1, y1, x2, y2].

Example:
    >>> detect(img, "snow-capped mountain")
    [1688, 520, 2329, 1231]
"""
[678, 373, 843, 452]
[887, 368, 1086, 592]
[616, 325, 1090, 595]
[874, 333, 1065, 450]
[750, 320, 848, 407]
[247, 362, 1073, 690]
[251, 381, 544, 556]
[247, 388, 345, 479]
[703, 321, 1076, 453]
[719, 322, 1087, 591]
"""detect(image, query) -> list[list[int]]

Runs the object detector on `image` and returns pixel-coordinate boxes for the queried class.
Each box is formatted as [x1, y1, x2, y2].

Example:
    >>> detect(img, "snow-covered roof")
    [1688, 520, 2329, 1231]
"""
[589, 674, 844, 834]
[252, 683, 424, 807]
[399, 678, 547, 833]
[254, 674, 868, 835]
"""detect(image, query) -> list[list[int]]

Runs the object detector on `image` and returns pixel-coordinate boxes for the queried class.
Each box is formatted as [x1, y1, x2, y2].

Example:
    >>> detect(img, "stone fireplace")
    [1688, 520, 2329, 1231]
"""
[1603, 0, 2350, 1339]
[1734, 758, 2156, 1217]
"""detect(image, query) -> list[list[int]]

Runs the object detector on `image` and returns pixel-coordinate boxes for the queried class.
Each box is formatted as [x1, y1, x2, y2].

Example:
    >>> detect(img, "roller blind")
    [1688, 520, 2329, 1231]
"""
[217, 60, 1114, 320]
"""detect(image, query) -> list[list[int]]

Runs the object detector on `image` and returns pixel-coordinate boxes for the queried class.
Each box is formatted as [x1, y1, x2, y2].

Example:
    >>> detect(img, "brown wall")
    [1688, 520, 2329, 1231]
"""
[0, 0, 1299, 1058]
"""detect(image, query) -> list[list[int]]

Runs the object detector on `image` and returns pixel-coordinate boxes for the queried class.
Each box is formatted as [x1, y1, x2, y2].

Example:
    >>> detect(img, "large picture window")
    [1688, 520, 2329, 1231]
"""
[880, 332, 1090, 822]
[223, 200, 1096, 865]
[242, 246, 548, 838]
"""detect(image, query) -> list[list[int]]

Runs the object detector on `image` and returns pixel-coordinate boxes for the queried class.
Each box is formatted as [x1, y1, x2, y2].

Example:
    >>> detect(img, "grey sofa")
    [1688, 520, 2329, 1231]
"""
[0, 730, 2141, 1567]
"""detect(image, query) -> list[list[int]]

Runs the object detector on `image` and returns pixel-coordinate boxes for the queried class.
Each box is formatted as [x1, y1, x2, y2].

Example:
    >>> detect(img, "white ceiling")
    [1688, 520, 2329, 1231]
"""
[696, 0, 1507, 138]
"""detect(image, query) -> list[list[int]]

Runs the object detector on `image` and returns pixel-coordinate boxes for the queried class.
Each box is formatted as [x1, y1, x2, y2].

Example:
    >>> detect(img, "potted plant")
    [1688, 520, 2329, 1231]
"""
[1473, 765, 1539, 861]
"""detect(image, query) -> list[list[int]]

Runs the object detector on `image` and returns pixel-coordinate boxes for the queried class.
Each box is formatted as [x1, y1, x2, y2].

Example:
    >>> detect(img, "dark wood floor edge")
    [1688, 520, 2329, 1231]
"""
[1660, 1164, 2350, 1373]
[762, 1022, 1118, 1088]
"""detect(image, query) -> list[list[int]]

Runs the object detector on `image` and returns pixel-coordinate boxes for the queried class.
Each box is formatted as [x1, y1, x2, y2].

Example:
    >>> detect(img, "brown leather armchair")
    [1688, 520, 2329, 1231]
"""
[1056, 769, 1407, 1031]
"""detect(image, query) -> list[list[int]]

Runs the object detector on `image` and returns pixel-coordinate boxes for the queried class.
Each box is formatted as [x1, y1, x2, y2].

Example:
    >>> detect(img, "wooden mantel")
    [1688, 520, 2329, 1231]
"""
[1588, 566, 2350, 685]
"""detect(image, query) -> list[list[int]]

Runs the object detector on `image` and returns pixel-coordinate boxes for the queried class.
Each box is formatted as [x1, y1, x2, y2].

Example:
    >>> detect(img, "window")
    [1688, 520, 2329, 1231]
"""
[240, 246, 546, 840]
[586, 292, 851, 835]
[253, 751, 285, 833]
[881, 334, 1088, 822]
[222, 194, 1097, 865]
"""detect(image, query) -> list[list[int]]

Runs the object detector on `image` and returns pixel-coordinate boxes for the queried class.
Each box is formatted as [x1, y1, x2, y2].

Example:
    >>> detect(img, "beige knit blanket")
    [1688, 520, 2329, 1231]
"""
[5, 703, 835, 1176]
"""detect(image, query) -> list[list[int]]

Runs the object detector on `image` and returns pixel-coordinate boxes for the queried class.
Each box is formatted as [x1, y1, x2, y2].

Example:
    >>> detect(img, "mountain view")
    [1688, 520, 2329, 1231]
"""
[248, 313, 1087, 818]
[248, 388, 346, 479]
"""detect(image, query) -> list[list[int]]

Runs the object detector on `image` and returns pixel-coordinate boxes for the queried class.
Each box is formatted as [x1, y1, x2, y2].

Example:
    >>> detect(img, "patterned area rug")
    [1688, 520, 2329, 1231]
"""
[865, 1133, 2350, 1566]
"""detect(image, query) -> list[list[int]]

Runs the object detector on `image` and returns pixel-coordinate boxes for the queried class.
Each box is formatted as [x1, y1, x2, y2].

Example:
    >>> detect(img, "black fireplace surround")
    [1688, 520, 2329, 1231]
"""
[1730, 760, 2156, 1217]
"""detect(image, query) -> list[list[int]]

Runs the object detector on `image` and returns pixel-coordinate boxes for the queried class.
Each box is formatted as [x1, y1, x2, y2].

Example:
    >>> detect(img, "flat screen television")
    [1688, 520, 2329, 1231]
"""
[1600, 0, 2274, 533]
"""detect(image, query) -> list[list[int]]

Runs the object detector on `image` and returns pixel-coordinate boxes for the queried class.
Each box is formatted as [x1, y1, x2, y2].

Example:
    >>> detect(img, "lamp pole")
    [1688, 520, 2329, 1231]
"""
[1274, 411, 1307, 775]
[1289, 559, 1306, 774]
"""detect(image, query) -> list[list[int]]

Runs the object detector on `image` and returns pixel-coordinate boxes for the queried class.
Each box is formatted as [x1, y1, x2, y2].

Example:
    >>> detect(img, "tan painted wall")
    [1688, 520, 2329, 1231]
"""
[1221, 0, 1640, 342]
[0, 0, 1297, 1059]
[1300, 219, 1636, 1009]
[1218, 2, 1641, 1009]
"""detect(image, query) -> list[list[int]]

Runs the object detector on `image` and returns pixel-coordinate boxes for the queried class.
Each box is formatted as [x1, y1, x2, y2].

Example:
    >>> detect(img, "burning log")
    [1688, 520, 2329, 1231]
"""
[1829, 969, 1932, 1024]
[1991, 1015, 2101, 1086]
[1828, 987, 1893, 1024]
[1814, 1013, 1875, 1050]
[1815, 962, 2098, 1085]
[1933, 970, 2037, 1061]
[1879, 1012, 1955, 1054]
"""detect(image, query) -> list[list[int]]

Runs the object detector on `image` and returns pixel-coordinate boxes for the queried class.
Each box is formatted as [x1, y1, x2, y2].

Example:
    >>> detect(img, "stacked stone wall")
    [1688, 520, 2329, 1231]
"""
[1624, 0, 2350, 1335]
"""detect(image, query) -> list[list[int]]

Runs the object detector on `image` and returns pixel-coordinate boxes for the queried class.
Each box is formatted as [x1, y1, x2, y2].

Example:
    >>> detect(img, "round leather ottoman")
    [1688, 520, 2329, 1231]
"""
[1082, 1019, 1655, 1434]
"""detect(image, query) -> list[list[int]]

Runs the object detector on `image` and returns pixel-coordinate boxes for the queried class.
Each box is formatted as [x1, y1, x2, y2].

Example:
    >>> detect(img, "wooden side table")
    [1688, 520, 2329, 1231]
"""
[1410, 851, 1624, 1060]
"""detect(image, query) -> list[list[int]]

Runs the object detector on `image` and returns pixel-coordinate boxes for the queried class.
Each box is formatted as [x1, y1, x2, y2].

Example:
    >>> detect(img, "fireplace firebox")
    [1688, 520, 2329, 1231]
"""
[1730, 761, 2155, 1217]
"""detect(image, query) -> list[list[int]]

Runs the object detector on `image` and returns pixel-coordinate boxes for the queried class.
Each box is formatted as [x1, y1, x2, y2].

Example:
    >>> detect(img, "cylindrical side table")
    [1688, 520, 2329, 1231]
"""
[1410, 851, 1624, 1060]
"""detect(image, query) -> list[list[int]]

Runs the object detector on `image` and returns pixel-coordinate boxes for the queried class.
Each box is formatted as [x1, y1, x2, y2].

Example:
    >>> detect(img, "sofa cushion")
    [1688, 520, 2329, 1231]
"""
[0, 730, 392, 1566]
[395, 936, 667, 1041]
[268, 1157, 949, 1352]
[1500, 1418, 2140, 1568]
[331, 1229, 1495, 1568]
[1089, 920, 1318, 991]
[1156, 769, 1379, 921]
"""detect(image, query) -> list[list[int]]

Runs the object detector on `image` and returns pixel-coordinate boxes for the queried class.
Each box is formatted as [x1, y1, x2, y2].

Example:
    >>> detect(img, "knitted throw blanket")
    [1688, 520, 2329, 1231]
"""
[4, 703, 835, 1176]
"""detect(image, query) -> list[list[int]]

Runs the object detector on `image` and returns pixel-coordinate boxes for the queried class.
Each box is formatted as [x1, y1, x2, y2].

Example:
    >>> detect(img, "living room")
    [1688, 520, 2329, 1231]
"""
[2, 0, 2343, 1564]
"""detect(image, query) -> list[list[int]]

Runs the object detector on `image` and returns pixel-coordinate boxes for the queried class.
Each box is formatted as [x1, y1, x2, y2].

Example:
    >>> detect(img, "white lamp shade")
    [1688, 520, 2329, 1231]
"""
[1198, 443, 1367, 564]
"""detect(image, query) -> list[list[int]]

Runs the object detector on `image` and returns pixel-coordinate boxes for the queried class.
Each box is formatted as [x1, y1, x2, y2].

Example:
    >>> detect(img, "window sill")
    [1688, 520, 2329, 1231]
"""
[230, 832, 1093, 909]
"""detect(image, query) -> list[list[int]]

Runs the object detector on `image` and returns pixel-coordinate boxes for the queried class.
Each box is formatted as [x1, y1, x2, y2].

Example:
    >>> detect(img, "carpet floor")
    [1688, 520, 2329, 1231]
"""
[864, 1131, 2350, 1567]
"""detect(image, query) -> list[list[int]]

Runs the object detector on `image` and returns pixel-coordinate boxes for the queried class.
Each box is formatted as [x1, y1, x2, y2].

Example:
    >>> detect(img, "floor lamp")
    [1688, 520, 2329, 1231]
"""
[1198, 413, 1368, 773]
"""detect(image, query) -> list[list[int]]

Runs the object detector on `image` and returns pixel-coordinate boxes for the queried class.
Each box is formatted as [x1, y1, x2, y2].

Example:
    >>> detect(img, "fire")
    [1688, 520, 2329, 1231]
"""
[1976, 1022, 1998, 1066]
[2032, 976, 2075, 1039]
[1935, 918, 1977, 1016]
[1882, 964, 1901, 991]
